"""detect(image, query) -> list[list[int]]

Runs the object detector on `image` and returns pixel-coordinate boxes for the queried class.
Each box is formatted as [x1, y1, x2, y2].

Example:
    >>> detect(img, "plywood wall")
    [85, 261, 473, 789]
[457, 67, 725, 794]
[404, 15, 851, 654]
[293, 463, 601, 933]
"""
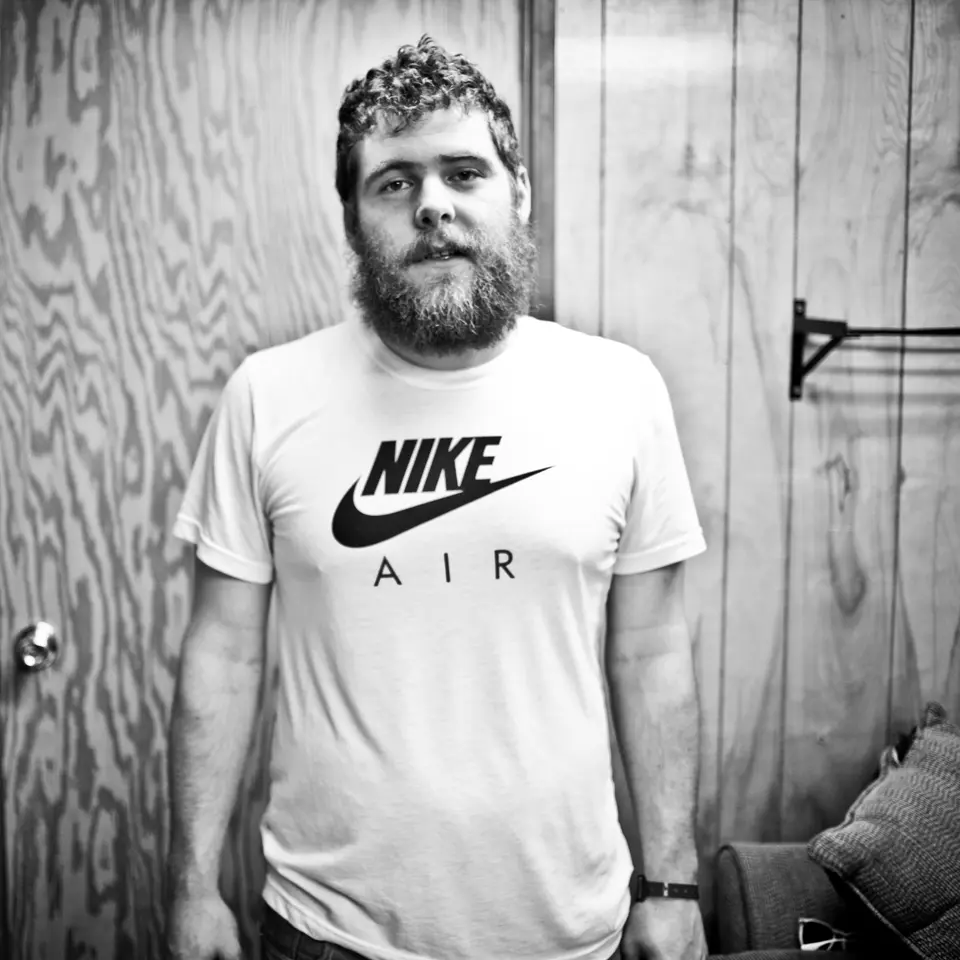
[556, 0, 960, 925]
[0, 3, 520, 958]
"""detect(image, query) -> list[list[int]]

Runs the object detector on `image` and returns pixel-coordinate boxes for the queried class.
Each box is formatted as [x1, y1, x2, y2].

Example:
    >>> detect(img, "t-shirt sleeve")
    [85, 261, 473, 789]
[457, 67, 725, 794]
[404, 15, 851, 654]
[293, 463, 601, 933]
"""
[171, 360, 274, 584]
[613, 357, 707, 575]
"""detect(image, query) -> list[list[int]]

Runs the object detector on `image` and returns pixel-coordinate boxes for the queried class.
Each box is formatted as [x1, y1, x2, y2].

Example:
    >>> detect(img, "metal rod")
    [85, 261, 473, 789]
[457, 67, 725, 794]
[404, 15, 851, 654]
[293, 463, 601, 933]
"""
[845, 326, 960, 337]
[791, 299, 960, 399]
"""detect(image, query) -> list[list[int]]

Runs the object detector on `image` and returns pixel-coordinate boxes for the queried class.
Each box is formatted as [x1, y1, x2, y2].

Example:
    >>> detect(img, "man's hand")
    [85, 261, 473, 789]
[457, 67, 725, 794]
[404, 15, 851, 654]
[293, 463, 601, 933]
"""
[620, 899, 708, 960]
[166, 891, 243, 960]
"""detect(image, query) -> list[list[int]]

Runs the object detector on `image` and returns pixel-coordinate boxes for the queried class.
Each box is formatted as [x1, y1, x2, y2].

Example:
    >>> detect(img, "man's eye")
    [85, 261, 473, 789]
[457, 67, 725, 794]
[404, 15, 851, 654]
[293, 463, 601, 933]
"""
[452, 169, 481, 183]
[381, 180, 409, 193]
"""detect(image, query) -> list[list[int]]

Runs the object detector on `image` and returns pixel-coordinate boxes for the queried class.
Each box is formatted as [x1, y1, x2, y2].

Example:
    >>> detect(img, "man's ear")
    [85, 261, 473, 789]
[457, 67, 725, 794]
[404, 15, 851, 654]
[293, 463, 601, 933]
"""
[343, 202, 360, 254]
[514, 165, 532, 224]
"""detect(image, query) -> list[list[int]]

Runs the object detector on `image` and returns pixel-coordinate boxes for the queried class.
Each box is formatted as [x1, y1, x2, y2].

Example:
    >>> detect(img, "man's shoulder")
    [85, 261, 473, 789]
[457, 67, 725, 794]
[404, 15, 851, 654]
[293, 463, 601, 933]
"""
[225, 321, 361, 441]
[244, 321, 354, 377]
[237, 321, 363, 399]
[520, 316, 656, 379]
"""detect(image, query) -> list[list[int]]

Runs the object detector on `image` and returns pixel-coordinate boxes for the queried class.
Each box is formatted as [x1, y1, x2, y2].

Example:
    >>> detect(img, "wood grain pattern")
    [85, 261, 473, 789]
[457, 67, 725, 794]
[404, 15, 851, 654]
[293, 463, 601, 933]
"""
[554, 0, 602, 336]
[890, 0, 960, 732]
[1, 7, 25, 955]
[598, 0, 734, 932]
[0, 2, 522, 958]
[719, 0, 799, 847]
[782, 0, 912, 841]
[519, 0, 555, 321]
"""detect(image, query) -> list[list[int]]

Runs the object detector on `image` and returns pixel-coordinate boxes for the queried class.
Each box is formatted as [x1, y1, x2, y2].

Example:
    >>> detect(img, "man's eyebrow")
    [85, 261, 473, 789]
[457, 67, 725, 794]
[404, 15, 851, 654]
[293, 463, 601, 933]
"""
[363, 154, 494, 190]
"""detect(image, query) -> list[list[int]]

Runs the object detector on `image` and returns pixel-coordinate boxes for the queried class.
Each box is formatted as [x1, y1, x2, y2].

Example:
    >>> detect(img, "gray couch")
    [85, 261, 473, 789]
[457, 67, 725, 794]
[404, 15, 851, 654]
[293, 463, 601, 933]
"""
[712, 841, 885, 958]
[710, 705, 959, 959]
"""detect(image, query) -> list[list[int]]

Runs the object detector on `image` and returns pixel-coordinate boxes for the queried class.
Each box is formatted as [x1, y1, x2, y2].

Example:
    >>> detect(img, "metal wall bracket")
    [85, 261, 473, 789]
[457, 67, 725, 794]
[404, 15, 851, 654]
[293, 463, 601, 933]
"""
[790, 299, 848, 399]
[789, 299, 960, 400]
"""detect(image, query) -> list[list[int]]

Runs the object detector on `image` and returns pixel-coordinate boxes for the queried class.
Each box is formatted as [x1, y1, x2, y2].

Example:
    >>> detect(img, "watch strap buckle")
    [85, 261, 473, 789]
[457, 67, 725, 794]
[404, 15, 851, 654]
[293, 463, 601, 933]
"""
[631, 873, 700, 903]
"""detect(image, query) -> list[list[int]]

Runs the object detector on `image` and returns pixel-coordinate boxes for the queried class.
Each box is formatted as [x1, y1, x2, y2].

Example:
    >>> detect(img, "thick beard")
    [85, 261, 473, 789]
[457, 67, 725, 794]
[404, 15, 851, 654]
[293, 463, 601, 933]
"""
[350, 214, 539, 356]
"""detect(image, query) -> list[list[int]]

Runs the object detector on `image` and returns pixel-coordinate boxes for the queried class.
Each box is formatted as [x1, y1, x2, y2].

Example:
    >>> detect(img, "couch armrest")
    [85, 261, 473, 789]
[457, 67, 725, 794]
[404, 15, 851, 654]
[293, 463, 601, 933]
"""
[714, 842, 853, 953]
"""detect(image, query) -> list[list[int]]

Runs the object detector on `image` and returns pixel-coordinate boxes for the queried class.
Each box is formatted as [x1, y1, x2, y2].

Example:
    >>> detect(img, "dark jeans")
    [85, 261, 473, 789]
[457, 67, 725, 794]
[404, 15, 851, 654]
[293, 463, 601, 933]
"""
[260, 904, 622, 960]
[261, 905, 370, 960]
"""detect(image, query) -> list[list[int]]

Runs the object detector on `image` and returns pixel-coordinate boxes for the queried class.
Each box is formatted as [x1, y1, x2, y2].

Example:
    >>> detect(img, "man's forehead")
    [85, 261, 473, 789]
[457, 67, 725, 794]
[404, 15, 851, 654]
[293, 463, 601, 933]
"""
[358, 107, 498, 168]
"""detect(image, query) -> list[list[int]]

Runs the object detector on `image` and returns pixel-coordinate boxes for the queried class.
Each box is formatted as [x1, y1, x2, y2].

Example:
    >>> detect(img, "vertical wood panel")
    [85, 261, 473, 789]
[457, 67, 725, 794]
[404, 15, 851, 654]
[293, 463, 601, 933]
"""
[892, 0, 960, 729]
[720, 0, 799, 845]
[783, 0, 911, 841]
[0, 2, 523, 958]
[554, 0, 602, 336]
[600, 0, 733, 929]
[519, 0, 555, 321]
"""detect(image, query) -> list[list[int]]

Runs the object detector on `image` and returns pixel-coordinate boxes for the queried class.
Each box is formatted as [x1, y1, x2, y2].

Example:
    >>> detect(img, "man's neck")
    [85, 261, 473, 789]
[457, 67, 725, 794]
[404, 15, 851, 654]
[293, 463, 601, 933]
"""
[376, 330, 513, 371]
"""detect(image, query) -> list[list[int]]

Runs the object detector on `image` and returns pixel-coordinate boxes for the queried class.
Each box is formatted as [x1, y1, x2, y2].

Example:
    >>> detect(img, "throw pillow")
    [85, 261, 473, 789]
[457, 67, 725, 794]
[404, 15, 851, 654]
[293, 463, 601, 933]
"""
[807, 701, 960, 960]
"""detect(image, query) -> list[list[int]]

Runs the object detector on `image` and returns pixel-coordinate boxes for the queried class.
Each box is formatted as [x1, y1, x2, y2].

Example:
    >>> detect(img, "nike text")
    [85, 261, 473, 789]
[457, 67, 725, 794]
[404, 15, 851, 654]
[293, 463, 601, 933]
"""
[363, 436, 501, 495]
[332, 436, 552, 548]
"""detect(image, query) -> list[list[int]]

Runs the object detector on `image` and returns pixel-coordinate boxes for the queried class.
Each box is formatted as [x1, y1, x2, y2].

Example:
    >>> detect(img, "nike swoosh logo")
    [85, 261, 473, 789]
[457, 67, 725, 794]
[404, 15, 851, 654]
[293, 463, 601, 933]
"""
[332, 467, 552, 548]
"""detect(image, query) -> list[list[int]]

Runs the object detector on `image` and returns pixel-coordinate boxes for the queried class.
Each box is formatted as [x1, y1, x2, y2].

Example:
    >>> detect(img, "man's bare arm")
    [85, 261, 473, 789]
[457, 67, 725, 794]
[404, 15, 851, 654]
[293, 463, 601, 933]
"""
[605, 562, 700, 882]
[166, 558, 271, 897]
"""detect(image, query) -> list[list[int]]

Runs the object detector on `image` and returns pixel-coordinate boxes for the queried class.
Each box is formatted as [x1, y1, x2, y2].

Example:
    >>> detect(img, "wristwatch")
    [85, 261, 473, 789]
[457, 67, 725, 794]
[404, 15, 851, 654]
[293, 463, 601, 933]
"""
[631, 873, 700, 903]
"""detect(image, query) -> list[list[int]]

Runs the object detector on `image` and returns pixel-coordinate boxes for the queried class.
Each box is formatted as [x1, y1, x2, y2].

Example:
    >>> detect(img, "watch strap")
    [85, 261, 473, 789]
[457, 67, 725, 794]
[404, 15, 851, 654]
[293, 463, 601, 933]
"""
[631, 873, 700, 902]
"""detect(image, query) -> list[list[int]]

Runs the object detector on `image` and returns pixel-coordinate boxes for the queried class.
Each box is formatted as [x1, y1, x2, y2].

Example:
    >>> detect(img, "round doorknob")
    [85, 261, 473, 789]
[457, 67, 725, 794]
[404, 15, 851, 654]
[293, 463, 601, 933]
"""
[14, 621, 60, 672]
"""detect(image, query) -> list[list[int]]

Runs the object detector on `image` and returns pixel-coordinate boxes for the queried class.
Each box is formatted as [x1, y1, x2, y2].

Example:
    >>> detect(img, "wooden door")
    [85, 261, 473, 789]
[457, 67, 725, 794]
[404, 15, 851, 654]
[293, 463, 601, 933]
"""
[0, 2, 521, 957]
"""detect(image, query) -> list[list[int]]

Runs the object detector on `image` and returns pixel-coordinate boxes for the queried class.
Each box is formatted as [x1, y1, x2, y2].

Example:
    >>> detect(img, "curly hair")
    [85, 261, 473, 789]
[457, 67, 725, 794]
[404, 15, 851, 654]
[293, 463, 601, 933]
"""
[336, 35, 523, 208]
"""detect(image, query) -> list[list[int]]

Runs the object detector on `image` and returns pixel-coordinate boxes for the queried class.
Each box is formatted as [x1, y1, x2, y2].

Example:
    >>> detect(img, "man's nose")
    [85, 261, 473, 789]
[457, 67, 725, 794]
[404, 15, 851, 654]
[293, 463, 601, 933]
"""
[415, 176, 455, 229]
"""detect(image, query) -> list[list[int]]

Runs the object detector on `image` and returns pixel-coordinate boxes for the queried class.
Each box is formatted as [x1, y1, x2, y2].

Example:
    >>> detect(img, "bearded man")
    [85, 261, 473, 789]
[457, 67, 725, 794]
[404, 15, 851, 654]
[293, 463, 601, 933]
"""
[166, 36, 708, 960]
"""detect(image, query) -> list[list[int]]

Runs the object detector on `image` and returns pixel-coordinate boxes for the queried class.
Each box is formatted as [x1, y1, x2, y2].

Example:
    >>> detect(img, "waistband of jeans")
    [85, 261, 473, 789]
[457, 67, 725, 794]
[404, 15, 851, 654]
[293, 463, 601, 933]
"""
[262, 904, 333, 959]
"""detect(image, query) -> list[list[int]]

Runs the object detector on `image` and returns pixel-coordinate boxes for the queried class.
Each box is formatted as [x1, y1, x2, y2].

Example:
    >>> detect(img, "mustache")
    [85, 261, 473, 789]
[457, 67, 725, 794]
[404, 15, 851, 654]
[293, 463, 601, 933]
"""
[404, 234, 477, 265]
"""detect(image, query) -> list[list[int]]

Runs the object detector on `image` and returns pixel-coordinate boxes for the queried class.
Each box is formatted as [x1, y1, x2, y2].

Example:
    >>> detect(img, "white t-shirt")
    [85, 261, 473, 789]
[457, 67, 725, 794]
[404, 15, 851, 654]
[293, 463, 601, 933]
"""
[173, 314, 706, 960]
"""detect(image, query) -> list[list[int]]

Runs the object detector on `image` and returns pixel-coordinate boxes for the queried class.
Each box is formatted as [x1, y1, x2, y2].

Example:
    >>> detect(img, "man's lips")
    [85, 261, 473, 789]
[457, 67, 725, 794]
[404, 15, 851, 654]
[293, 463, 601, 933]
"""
[410, 247, 472, 264]
[413, 254, 468, 265]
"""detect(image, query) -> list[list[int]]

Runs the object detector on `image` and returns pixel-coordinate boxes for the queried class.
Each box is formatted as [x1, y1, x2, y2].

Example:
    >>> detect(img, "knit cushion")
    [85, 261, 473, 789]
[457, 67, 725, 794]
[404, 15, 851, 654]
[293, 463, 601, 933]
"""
[808, 702, 960, 960]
